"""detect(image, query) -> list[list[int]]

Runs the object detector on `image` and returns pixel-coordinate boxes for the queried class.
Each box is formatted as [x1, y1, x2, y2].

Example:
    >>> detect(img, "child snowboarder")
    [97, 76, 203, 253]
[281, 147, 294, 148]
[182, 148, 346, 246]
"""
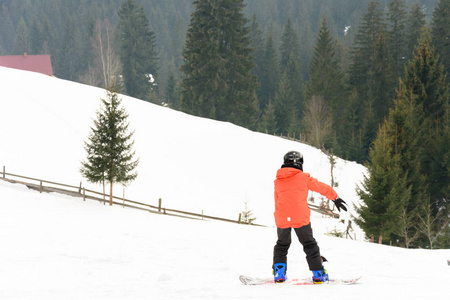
[273, 151, 347, 284]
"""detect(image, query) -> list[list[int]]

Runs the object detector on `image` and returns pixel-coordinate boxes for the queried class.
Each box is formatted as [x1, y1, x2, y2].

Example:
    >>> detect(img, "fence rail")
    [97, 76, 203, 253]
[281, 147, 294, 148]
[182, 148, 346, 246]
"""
[1, 166, 339, 225]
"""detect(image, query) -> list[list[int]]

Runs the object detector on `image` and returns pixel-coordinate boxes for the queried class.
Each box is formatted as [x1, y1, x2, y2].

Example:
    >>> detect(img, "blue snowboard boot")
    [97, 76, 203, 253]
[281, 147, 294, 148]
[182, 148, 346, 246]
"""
[273, 263, 287, 283]
[312, 267, 329, 284]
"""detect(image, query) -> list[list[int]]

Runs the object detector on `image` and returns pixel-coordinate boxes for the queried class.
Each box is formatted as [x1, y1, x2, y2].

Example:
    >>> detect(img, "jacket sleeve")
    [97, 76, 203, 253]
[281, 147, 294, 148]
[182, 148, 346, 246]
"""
[307, 177, 337, 200]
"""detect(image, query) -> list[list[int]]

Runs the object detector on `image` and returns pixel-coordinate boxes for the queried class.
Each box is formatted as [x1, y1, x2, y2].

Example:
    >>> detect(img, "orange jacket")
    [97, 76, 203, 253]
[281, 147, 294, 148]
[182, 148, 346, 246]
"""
[274, 167, 337, 228]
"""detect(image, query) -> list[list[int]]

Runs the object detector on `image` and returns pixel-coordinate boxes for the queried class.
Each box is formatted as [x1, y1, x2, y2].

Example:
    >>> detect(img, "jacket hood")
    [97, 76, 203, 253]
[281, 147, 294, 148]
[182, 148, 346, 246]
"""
[276, 167, 302, 179]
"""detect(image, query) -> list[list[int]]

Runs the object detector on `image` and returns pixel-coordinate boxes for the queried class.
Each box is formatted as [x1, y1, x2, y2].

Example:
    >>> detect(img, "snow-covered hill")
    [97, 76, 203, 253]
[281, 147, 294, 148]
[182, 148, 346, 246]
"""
[1, 67, 448, 299]
[0, 66, 364, 230]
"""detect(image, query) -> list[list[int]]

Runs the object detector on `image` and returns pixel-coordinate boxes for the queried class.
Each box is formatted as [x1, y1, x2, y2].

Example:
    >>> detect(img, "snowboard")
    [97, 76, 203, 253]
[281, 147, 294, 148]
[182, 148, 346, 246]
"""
[239, 275, 361, 286]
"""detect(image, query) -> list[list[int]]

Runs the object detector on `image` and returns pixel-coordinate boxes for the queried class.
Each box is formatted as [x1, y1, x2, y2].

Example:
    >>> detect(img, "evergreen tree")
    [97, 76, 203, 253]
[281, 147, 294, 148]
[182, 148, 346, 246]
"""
[406, 3, 426, 62]
[262, 98, 277, 134]
[13, 17, 30, 55]
[80, 83, 139, 206]
[360, 97, 379, 162]
[279, 17, 299, 75]
[30, 18, 42, 54]
[170, 13, 186, 71]
[387, 0, 408, 78]
[273, 71, 292, 135]
[404, 28, 450, 228]
[355, 121, 411, 245]
[277, 18, 303, 133]
[0, 5, 15, 54]
[348, 0, 393, 162]
[258, 34, 280, 112]
[369, 31, 396, 123]
[180, 0, 259, 130]
[41, 17, 56, 56]
[284, 52, 304, 130]
[343, 89, 365, 161]
[298, 17, 314, 81]
[165, 68, 180, 109]
[30, 18, 55, 55]
[306, 16, 342, 103]
[405, 29, 448, 122]
[57, 15, 82, 81]
[349, 0, 386, 98]
[431, 0, 450, 79]
[250, 14, 264, 88]
[391, 83, 426, 213]
[79, 16, 96, 83]
[306, 16, 345, 151]
[240, 198, 256, 225]
[117, 0, 158, 101]
[387, 81, 426, 247]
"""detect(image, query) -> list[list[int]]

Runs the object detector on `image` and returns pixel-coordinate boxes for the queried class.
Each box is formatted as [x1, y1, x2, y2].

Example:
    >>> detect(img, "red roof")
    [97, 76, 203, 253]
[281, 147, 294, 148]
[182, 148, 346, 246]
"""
[0, 54, 53, 76]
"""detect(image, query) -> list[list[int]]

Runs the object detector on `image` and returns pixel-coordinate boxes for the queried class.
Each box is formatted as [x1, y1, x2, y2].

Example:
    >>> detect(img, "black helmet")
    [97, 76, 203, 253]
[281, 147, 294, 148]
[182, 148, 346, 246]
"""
[283, 151, 303, 169]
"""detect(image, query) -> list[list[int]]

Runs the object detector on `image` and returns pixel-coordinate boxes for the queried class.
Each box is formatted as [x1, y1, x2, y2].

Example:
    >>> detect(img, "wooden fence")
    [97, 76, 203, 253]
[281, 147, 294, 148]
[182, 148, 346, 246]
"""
[1, 166, 339, 226]
[263, 130, 307, 145]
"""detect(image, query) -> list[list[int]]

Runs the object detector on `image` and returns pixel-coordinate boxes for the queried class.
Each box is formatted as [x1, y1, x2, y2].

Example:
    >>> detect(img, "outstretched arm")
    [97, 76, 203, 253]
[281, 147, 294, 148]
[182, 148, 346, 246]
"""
[307, 177, 347, 212]
[307, 177, 337, 200]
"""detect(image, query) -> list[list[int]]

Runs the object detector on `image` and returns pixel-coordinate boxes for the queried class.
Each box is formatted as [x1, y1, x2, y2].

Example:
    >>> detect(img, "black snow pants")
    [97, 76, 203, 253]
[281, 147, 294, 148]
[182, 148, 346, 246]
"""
[273, 223, 323, 271]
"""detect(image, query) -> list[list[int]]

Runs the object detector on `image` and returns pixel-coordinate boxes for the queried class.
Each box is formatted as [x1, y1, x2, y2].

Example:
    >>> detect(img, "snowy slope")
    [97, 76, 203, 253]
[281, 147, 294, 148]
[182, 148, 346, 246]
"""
[0, 67, 449, 299]
[1, 180, 449, 300]
[0, 66, 365, 231]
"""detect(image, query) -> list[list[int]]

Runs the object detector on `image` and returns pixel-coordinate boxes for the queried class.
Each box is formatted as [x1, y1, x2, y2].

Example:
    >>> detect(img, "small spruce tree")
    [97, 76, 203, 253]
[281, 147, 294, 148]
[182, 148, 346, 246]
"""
[80, 83, 139, 205]
[241, 198, 256, 225]
[355, 123, 410, 244]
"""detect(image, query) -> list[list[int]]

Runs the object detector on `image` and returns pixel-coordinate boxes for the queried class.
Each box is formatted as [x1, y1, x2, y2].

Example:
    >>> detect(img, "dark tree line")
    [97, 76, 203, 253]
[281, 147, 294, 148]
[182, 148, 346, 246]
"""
[355, 28, 449, 248]
[0, 0, 440, 106]
[350, 0, 449, 249]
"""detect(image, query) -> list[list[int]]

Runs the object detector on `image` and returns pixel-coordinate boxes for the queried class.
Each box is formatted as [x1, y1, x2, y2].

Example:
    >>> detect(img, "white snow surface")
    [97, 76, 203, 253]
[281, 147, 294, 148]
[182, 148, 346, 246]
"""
[0, 67, 448, 299]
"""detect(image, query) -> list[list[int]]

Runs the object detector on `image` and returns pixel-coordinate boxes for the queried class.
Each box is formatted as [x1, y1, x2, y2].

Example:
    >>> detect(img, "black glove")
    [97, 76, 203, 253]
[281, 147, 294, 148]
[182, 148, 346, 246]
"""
[332, 197, 347, 212]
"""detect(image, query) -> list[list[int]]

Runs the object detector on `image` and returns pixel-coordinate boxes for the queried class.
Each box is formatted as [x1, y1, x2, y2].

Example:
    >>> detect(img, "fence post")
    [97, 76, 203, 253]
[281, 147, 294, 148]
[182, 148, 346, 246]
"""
[158, 198, 162, 212]
[39, 180, 43, 193]
[2, 166, 5, 178]
[238, 213, 242, 224]
[78, 182, 82, 194]
[83, 187, 86, 201]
